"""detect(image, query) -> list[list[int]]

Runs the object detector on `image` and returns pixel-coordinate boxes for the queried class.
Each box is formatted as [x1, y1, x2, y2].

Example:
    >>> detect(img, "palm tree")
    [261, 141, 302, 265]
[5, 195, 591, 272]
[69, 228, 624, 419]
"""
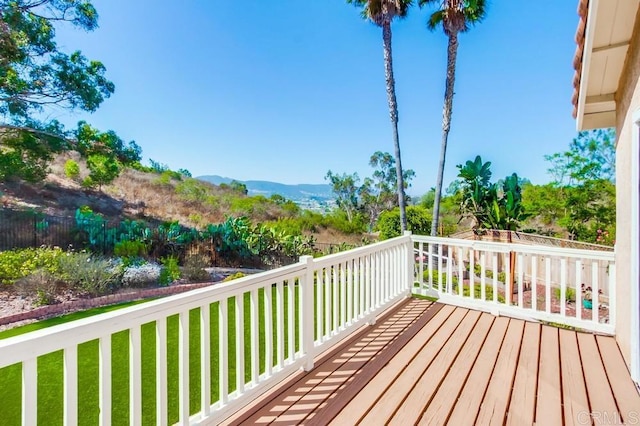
[420, 0, 486, 236]
[347, 0, 413, 232]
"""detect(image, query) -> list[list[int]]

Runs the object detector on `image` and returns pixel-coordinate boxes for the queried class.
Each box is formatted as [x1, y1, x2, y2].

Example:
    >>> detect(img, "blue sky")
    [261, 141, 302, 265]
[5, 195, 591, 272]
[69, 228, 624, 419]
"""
[52, 0, 580, 196]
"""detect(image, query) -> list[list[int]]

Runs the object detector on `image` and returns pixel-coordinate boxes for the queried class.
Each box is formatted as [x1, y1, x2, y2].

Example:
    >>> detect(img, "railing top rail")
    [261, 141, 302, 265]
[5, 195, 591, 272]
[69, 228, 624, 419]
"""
[310, 235, 410, 268]
[0, 261, 306, 367]
[411, 235, 615, 262]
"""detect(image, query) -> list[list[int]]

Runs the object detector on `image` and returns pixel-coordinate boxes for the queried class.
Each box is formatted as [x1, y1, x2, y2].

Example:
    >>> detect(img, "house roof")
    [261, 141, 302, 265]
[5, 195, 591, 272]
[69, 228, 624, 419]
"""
[572, 0, 640, 130]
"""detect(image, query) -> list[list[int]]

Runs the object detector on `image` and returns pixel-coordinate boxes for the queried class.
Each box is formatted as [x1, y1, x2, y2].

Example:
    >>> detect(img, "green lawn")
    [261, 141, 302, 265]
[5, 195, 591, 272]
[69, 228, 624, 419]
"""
[0, 286, 302, 426]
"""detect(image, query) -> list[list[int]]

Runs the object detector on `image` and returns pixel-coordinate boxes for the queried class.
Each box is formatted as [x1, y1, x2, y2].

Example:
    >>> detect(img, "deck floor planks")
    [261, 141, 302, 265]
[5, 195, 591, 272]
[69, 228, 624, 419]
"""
[559, 328, 590, 425]
[577, 332, 620, 423]
[358, 307, 470, 424]
[505, 321, 540, 426]
[327, 304, 456, 425]
[226, 299, 430, 425]
[595, 334, 640, 423]
[535, 325, 563, 425]
[475, 318, 525, 426]
[417, 312, 495, 425]
[221, 301, 640, 426]
[446, 316, 511, 425]
[388, 309, 483, 425]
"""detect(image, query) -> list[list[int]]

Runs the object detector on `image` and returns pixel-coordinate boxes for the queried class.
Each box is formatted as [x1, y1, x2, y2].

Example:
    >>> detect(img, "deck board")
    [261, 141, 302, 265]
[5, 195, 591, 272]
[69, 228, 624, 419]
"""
[578, 332, 620, 424]
[559, 328, 590, 425]
[596, 335, 640, 424]
[358, 307, 469, 424]
[220, 300, 640, 426]
[475, 318, 525, 426]
[389, 309, 482, 425]
[446, 316, 510, 425]
[506, 321, 540, 426]
[535, 325, 563, 425]
[327, 304, 455, 425]
[417, 312, 494, 425]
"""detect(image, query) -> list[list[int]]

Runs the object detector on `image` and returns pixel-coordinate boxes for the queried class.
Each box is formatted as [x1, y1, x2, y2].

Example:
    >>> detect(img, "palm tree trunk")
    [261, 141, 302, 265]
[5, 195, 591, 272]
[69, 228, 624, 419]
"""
[382, 20, 407, 232]
[431, 31, 459, 236]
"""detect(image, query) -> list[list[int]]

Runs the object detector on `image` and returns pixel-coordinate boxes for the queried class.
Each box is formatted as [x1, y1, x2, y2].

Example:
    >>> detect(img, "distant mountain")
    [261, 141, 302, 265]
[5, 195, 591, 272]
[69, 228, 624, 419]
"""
[197, 175, 334, 206]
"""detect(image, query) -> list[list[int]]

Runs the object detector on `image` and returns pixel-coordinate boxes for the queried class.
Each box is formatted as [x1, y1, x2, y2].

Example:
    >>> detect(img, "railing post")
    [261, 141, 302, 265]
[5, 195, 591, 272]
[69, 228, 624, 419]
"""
[404, 231, 413, 296]
[300, 255, 315, 371]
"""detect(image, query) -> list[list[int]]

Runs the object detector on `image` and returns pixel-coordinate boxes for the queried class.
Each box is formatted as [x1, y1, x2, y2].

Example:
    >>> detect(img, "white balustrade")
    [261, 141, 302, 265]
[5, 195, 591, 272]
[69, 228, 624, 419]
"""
[0, 235, 413, 425]
[411, 235, 616, 334]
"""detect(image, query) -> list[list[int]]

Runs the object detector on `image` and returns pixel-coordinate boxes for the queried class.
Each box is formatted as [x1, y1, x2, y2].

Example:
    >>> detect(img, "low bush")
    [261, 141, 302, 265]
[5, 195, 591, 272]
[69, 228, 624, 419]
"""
[15, 269, 61, 306]
[64, 159, 80, 180]
[159, 256, 181, 286]
[182, 255, 210, 282]
[553, 286, 576, 302]
[223, 272, 246, 282]
[122, 263, 161, 287]
[377, 206, 431, 240]
[0, 247, 65, 285]
[114, 240, 148, 258]
[58, 252, 122, 295]
[422, 270, 459, 287]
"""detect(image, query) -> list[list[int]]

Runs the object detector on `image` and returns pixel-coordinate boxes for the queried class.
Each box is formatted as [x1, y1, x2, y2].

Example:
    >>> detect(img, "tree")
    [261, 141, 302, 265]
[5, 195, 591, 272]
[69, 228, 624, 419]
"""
[347, 0, 412, 232]
[0, 124, 67, 181]
[361, 150, 415, 230]
[0, 0, 113, 121]
[229, 180, 248, 195]
[74, 121, 141, 165]
[377, 205, 431, 239]
[545, 128, 615, 186]
[538, 129, 616, 244]
[457, 155, 492, 229]
[457, 155, 527, 232]
[84, 153, 119, 190]
[0, 1, 120, 183]
[420, 0, 487, 236]
[325, 171, 361, 223]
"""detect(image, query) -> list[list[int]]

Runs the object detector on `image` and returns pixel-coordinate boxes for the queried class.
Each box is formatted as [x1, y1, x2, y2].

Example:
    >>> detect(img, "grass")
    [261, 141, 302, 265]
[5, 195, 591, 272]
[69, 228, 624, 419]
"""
[0, 286, 301, 426]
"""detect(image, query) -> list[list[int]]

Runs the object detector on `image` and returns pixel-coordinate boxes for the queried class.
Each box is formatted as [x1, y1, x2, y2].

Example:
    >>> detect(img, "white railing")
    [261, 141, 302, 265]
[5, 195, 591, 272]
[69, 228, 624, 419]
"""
[412, 235, 616, 334]
[0, 235, 413, 425]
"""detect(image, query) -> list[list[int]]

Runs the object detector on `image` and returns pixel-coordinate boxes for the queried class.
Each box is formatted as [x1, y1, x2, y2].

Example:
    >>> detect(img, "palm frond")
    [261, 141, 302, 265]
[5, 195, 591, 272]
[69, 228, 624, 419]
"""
[462, 0, 487, 28]
[418, 0, 441, 7]
[427, 9, 444, 30]
[347, 0, 414, 24]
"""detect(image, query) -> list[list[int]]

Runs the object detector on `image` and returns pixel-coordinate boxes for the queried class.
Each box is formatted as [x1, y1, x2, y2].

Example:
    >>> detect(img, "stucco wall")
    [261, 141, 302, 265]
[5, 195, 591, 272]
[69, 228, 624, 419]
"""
[614, 4, 640, 370]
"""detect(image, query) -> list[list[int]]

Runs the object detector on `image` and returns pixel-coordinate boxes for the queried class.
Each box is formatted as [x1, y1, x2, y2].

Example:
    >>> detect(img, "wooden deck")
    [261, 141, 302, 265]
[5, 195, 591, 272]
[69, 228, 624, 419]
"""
[223, 299, 640, 426]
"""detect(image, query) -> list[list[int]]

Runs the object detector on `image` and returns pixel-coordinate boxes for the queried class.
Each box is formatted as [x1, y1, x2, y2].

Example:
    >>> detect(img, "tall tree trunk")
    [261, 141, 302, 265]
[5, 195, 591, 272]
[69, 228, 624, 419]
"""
[382, 20, 407, 232]
[431, 31, 459, 236]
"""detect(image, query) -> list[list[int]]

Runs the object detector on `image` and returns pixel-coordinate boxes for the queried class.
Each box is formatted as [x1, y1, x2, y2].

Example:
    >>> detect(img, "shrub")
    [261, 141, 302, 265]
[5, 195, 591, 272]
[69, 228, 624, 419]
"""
[159, 256, 181, 286]
[122, 263, 161, 287]
[422, 270, 458, 287]
[114, 240, 148, 258]
[58, 252, 122, 295]
[553, 286, 576, 302]
[377, 206, 432, 240]
[183, 255, 210, 282]
[64, 159, 80, 180]
[452, 282, 506, 303]
[15, 269, 60, 305]
[223, 272, 246, 282]
[0, 247, 65, 285]
[175, 178, 210, 202]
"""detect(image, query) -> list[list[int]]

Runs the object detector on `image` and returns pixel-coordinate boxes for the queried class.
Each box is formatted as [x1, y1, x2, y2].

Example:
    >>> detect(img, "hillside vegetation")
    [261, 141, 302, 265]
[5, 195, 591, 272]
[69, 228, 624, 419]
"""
[0, 151, 363, 246]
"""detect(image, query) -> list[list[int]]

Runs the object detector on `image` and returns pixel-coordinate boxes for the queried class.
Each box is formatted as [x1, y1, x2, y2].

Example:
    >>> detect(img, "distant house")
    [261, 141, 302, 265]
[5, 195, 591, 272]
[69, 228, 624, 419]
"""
[572, 0, 640, 383]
